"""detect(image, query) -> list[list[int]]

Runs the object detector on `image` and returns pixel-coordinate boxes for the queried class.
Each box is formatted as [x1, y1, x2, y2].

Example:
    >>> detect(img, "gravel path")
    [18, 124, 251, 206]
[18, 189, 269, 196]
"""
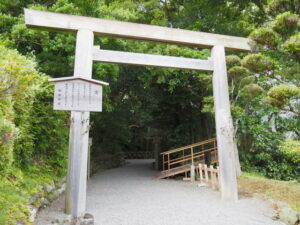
[36, 159, 285, 225]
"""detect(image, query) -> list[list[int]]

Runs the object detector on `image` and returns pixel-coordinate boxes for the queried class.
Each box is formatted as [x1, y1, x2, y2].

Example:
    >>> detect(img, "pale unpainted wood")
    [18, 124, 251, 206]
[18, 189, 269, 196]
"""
[87, 138, 92, 180]
[199, 164, 203, 182]
[24, 8, 250, 51]
[198, 163, 220, 189]
[212, 45, 238, 201]
[93, 48, 213, 71]
[161, 138, 216, 155]
[204, 164, 209, 183]
[210, 165, 217, 189]
[65, 29, 94, 218]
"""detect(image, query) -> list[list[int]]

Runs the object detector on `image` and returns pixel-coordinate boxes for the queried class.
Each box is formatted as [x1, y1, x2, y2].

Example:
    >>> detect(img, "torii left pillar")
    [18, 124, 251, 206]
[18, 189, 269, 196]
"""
[65, 29, 94, 219]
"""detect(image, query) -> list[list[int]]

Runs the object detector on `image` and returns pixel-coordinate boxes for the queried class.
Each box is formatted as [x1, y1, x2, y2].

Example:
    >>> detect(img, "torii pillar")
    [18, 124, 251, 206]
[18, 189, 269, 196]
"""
[212, 46, 238, 201]
[65, 29, 94, 217]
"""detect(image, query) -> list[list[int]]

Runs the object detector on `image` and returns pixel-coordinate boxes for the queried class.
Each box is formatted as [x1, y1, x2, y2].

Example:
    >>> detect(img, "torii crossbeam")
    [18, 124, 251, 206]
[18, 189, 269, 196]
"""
[24, 8, 250, 221]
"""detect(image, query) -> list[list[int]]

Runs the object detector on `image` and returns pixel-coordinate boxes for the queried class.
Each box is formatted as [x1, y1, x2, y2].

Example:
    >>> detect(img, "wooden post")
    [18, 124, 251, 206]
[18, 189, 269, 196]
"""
[211, 45, 238, 201]
[190, 147, 195, 182]
[191, 147, 194, 165]
[65, 29, 94, 218]
[210, 165, 215, 189]
[204, 164, 209, 183]
[199, 164, 203, 183]
[153, 136, 161, 170]
[87, 138, 92, 180]
[167, 154, 170, 171]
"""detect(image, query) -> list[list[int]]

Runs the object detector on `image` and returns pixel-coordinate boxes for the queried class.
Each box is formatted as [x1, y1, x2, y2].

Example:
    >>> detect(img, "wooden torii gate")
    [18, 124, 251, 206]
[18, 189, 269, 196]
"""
[24, 8, 250, 220]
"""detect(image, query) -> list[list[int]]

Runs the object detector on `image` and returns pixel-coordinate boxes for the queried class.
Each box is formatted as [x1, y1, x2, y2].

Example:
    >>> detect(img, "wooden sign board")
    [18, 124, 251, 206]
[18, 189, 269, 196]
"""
[49, 77, 109, 112]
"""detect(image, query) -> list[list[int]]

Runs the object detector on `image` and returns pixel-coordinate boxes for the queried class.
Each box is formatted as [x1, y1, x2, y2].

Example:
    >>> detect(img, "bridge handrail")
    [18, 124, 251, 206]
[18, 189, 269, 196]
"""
[160, 138, 218, 172]
[160, 138, 216, 155]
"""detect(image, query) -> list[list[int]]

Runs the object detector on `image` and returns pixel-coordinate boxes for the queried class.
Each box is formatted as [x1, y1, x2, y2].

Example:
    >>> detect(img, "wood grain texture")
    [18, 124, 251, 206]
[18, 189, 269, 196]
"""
[212, 45, 238, 201]
[24, 8, 250, 51]
[65, 29, 94, 218]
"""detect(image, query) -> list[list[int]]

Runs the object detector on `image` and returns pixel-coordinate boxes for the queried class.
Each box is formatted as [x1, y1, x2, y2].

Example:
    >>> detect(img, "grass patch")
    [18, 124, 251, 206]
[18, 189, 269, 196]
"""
[238, 172, 300, 212]
[0, 164, 65, 224]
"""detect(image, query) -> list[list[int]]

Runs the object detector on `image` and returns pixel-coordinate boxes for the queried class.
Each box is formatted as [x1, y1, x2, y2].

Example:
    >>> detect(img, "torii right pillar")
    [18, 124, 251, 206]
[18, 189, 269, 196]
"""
[212, 45, 238, 201]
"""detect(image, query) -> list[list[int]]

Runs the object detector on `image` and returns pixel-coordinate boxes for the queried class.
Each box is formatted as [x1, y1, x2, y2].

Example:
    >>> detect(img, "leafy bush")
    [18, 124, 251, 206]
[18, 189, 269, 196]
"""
[241, 53, 275, 73]
[283, 32, 300, 60]
[266, 84, 300, 107]
[228, 66, 250, 81]
[0, 43, 68, 175]
[250, 27, 280, 48]
[238, 98, 300, 181]
[0, 43, 38, 172]
[226, 55, 241, 68]
[0, 43, 68, 224]
[242, 84, 264, 99]
[273, 12, 299, 36]
[280, 139, 300, 163]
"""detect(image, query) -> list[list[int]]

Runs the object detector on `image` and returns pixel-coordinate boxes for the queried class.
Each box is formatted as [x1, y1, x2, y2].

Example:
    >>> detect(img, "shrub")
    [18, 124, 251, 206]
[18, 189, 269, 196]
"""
[242, 84, 264, 99]
[282, 32, 300, 60]
[228, 66, 250, 81]
[226, 55, 241, 68]
[250, 27, 281, 49]
[242, 53, 275, 73]
[267, 84, 300, 107]
[273, 12, 299, 36]
[280, 139, 300, 163]
[0, 43, 68, 175]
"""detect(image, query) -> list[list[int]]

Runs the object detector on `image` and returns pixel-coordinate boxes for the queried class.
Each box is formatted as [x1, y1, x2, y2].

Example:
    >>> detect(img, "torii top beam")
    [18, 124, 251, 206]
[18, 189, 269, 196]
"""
[24, 9, 250, 52]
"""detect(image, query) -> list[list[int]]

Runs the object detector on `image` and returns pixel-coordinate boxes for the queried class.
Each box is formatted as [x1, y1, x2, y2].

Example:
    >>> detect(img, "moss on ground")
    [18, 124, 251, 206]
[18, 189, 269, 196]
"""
[238, 172, 300, 212]
[0, 165, 64, 224]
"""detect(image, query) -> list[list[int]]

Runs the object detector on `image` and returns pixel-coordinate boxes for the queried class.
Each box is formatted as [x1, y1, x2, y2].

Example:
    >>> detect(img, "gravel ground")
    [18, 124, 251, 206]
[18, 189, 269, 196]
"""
[36, 159, 286, 225]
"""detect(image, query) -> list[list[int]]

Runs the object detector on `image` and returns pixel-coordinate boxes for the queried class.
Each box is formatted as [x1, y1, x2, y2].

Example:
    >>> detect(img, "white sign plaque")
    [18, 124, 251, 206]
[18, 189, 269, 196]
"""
[53, 80, 103, 112]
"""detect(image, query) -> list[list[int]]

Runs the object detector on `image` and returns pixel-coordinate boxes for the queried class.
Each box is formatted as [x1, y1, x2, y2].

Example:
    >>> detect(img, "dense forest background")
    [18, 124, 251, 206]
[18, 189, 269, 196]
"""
[0, 0, 299, 223]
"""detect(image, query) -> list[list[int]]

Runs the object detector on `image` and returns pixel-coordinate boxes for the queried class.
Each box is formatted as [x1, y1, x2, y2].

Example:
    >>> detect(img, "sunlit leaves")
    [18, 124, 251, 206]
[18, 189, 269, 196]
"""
[265, 84, 300, 107]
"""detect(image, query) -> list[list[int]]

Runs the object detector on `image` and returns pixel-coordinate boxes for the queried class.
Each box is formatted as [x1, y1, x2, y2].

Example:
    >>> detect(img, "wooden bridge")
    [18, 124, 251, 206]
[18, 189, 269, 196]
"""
[159, 138, 218, 179]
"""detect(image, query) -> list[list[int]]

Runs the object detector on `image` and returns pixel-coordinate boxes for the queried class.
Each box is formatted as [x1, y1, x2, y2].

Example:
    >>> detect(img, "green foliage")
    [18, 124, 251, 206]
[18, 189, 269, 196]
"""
[273, 12, 299, 36]
[238, 100, 300, 180]
[267, 0, 300, 16]
[0, 42, 68, 223]
[266, 84, 300, 107]
[241, 53, 275, 73]
[29, 78, 69, 172]
[249, 27, 280, 48]
[283, 32, 300, 60]
[0, 165, 63, 224]
[242, 84, 264, 99]
[280, 139, 300, 163]
[0, 119, 17, 173]
[228, 66, 250, 81]
[226, 55, 241, 68]
[230, 3, 300, 181]
[0, 44, 38, 171]
[240, 75, 256, 87]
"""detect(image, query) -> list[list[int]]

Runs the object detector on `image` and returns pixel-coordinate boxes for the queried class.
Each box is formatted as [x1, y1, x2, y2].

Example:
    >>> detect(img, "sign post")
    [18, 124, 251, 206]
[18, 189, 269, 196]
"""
[49, 30, 109, 220]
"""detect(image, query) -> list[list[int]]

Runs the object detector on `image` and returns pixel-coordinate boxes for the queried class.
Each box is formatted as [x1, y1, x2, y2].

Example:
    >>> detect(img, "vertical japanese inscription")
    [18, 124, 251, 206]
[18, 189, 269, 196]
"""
[53, 80, 103, 112]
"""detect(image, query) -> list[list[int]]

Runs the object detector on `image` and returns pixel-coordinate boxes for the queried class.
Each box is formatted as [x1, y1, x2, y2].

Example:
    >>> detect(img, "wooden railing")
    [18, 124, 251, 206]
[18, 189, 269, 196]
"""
[161, 138, 218, 172]
[124, 151, 154, 159]
[198, 163, 220, 189]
